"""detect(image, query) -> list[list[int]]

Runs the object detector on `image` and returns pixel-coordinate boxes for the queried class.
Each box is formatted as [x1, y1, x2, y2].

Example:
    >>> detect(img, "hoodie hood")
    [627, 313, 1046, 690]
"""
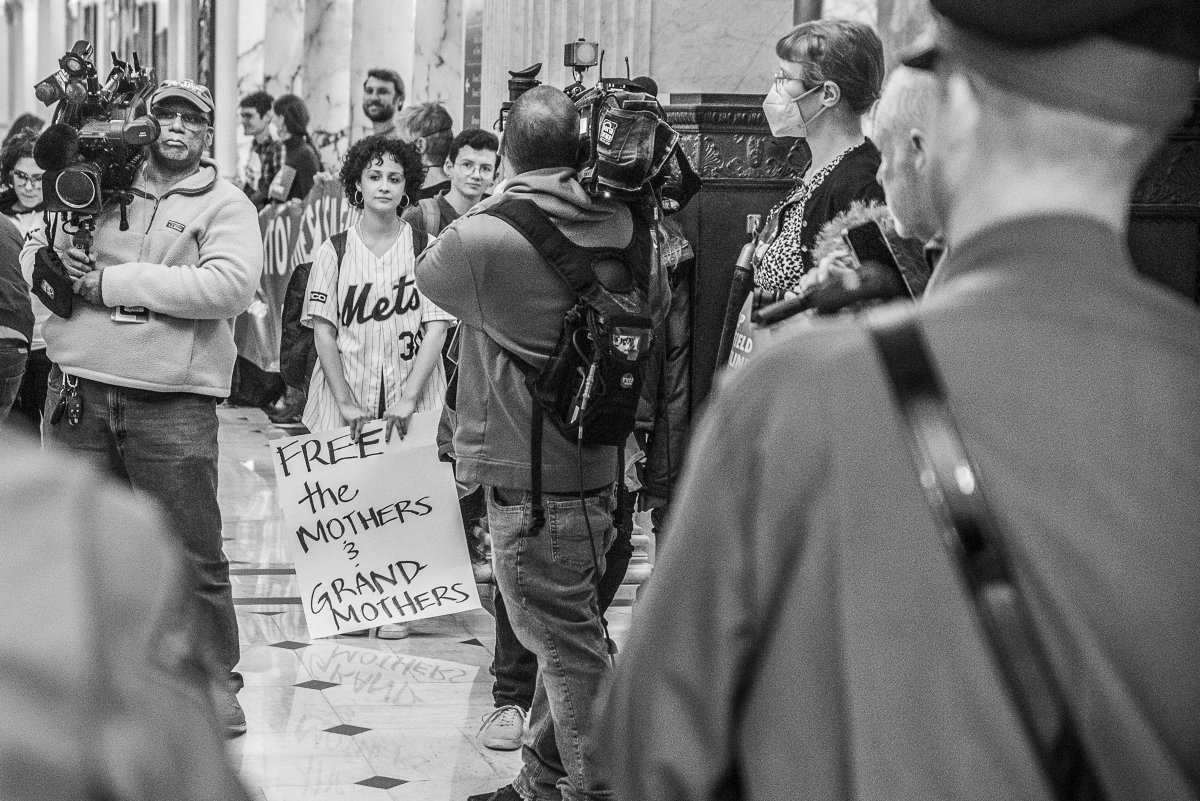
[484, 168, 621, 225]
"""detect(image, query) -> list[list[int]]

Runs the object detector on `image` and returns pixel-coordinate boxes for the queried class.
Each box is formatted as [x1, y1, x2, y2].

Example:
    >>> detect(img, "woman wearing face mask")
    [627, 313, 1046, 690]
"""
[0, 130, 51, 437]
[755, 19, 886, 298]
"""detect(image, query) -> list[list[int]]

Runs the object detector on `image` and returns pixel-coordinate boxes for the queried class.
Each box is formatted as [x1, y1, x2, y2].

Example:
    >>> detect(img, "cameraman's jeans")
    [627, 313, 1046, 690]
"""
[487, 486, 616, 801]
[46, 368, 242, 692]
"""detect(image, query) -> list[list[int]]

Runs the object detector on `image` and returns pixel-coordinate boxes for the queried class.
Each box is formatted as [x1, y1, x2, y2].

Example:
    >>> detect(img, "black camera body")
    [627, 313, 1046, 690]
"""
[33, 41, 159, 221]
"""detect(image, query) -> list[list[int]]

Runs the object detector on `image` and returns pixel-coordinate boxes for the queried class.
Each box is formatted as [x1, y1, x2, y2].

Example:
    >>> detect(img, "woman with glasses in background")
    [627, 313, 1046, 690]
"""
[1, 129, 51, 437]
[752, 20, 887, 299]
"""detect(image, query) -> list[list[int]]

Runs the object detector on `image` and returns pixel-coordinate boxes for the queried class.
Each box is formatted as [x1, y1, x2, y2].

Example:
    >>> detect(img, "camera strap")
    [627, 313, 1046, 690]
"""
[869, 316, 1107, 801]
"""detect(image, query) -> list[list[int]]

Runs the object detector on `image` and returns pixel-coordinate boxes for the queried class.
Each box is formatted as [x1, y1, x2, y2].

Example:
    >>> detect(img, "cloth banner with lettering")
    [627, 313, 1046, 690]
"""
[234, 201, 303, 372]
[292, 178, 362, 269]
[271, 409, 481, 638]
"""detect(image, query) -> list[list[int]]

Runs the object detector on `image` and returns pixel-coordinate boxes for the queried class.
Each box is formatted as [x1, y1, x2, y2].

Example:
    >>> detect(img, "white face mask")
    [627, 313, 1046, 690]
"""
[762, 83, 828, 139]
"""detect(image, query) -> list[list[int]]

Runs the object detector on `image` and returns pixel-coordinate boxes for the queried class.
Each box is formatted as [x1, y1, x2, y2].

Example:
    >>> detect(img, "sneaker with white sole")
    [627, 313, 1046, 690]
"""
[478, 704, 525, 750]
[376, 622, 412, 639]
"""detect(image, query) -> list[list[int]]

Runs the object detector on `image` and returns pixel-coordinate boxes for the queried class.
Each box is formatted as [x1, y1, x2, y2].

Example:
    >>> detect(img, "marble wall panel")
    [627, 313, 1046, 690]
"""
[237, 0, 266, 97]
[303, 0, 354, 164]
[411, 0, 464, 131]
[482, 0, 654, 138]
[648, 0, 793, 99]
[263, 0, 306, 96]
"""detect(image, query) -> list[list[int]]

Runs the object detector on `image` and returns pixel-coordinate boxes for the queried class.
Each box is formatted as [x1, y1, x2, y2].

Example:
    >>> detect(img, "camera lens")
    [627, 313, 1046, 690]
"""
[55, 170, 99, 210]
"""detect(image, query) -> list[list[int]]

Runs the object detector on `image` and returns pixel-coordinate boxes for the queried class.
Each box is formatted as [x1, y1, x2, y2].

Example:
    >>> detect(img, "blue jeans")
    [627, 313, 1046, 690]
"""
[46, 367, 242, 691]
[0, 339, 27, 421]
[487, 486, 616, 801]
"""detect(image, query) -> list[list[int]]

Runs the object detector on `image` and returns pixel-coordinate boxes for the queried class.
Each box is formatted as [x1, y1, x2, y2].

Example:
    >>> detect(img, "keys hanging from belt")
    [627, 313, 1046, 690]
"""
[50, 374, 84, 427]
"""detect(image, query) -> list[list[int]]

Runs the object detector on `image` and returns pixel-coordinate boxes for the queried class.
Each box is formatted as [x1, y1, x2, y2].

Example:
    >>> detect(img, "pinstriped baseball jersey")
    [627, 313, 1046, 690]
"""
[300, 223, 455, 434]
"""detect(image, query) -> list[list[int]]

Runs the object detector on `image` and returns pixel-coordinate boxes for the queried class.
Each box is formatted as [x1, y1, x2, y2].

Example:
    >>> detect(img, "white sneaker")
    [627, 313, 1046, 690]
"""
[376, 623, 412, 639]
[478, 704, 525, 750]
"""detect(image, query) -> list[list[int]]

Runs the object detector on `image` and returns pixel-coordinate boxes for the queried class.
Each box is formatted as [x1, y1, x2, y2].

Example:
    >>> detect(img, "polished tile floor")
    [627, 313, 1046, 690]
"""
[218, 407, 633, 800]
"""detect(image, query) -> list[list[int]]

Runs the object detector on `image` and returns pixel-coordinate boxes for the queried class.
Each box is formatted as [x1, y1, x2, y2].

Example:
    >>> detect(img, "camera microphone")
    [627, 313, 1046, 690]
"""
[752, 259, 908, 326]
[33, 123, 81, 171]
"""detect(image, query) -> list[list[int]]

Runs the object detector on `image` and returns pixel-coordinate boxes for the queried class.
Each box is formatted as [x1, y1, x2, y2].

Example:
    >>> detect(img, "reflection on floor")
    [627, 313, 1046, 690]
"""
[218, 407, 632, 800]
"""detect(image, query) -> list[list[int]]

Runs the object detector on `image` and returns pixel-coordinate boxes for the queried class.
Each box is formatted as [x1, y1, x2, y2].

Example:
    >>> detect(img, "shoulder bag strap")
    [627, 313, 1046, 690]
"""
[869, 316, 1107, 801]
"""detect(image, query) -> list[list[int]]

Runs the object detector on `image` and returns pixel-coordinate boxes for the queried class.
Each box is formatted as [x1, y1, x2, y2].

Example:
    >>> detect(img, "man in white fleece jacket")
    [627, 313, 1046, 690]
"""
[21, 79, 261, 737]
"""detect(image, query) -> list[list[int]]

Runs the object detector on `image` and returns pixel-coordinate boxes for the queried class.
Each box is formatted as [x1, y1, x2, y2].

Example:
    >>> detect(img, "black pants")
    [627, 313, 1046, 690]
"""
[491, 488, 636, 711]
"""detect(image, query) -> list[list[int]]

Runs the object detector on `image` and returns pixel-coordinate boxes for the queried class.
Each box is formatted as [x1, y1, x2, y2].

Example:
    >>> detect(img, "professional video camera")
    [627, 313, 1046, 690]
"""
[498, 39, 699, 209]
[32, 40, 159, 251]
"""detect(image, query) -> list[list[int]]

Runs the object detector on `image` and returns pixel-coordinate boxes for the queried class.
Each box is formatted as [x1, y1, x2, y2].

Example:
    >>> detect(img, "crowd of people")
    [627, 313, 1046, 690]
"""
[0, 0, 1197, 798]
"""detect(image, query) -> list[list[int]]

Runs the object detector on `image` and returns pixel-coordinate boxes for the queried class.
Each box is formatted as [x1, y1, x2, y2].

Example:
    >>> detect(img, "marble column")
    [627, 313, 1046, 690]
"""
[411, 0, 464, 130]
[236, 0, 266, 97]
[303, 0, 353, 164]
[170, 0, 195, 81]
[36, 0, 68, 83]
[263, 0, 305, 97]
[1, 3, 12, 125]
[213, 0, 239, 177]
[348, 0, 414, 143]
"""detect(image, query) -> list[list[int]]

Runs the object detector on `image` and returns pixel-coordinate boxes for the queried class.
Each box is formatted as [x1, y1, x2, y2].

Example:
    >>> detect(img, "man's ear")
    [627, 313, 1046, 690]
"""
[412, 137, 427, 156]
[444, 156, 454, 173]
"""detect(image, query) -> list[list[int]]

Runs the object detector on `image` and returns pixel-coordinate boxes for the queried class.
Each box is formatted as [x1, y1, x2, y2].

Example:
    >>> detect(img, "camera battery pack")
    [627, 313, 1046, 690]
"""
[32, 246, 74, 319]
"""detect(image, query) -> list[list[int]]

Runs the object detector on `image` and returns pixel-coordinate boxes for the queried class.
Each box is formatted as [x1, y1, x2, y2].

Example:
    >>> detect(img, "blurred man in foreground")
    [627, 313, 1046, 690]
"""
[604, 2, 1200, 799]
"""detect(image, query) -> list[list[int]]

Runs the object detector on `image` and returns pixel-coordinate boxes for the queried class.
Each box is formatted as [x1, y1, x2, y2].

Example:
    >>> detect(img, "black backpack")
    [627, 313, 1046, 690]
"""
[280, 227, 433, 390]
[483, 197, 658, 535]
[280, 230, 348, 391]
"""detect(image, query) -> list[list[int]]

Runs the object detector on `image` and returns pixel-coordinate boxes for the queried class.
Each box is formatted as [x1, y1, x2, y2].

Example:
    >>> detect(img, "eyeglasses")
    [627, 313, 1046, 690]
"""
[150, 107, 210, 131]
[773, 70, 805, 90]
[454, 161, 495, 177]
[10, 168, 43, 187]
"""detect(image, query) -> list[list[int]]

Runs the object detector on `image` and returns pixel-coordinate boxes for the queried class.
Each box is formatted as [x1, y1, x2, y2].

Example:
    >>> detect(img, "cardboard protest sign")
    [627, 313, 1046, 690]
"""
[725, 294, 814, 372]
[270, 410, 481, 638]
[234, 201, 303, 372]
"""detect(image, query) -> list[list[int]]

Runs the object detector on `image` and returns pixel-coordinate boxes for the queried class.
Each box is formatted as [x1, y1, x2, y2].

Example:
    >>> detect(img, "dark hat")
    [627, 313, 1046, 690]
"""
[150, 79, 215, 115]
[903, 0, 1199, 126]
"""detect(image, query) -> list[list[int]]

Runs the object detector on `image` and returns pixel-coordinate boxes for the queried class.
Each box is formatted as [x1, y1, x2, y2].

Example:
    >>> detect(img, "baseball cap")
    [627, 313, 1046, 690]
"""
[150, 79, 216, 116]
[902, 0, 1199, 127]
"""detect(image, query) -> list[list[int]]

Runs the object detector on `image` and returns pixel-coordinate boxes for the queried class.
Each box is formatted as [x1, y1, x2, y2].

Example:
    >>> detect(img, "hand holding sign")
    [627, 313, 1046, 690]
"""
[272, 410, 481, 638]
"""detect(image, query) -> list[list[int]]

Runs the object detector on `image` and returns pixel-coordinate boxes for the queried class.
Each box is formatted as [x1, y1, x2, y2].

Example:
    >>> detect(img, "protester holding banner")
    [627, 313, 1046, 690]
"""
[302, 134, 454, 642]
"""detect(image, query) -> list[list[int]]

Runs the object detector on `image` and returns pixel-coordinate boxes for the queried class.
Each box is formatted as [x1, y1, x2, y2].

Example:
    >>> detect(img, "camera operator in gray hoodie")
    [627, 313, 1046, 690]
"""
[417, 85, 630, 801]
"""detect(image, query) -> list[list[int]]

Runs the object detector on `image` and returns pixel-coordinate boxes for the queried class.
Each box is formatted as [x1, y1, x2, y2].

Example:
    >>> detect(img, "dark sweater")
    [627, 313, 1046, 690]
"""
[281, 138, 322, 202]
[0, 215, 33, 341]
[757, 139, 886, 278]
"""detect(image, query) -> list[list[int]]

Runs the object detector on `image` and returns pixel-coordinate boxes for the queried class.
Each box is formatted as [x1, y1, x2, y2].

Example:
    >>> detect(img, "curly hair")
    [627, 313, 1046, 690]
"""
[0, 129, 37, 185]
[339, 134, 426, 209]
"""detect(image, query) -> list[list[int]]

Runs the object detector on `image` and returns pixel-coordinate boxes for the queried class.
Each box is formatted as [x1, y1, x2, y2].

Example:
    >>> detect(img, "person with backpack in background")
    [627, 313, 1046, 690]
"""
[301, 134, 454, 638]
[0, 130, 49, 437]
[400, 102, 455, 200]
[417, 85, 650, 801]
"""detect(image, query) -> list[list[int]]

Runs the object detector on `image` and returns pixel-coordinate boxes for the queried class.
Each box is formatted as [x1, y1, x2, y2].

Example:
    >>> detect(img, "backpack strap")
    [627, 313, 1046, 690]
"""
[420, 197, 441, 240]
[330, 230, 348, 270]
[869, 316, 1107, 801]
[484, 198, 600, 296]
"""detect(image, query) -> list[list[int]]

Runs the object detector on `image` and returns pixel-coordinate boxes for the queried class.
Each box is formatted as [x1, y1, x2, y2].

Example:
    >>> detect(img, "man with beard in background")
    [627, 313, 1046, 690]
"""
[362, 68, 406, 139]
